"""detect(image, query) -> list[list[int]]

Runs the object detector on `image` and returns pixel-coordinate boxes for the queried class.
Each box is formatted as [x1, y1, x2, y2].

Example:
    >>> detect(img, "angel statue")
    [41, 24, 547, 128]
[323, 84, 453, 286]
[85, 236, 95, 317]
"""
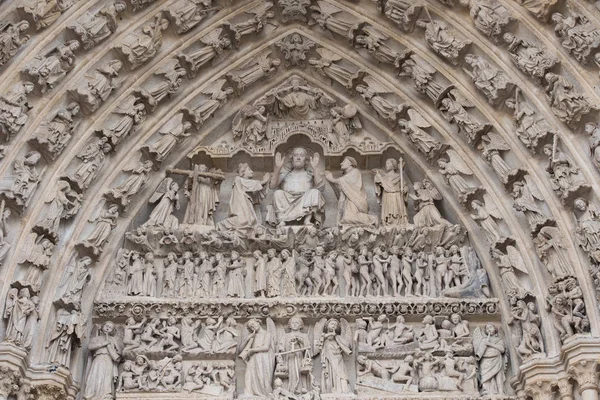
[410, 179, 448, 227]
[398, 108, 448, 160]
[314, 318, 352, 394]
[510, 178, 553, 233]
[311, 1, 354, 37]
[46, 306, 86, 368]
[3, 287, 39, 349]
[232, 105, 269, 146]
[183, 79, 234, 129]
[351, 25, 407, 66]
[102, 95, 147, 146]
[178, 28, 232, 78]
[67, 136, 112, 191]
[167, 0, 217, 34]
[17, 233, 55, 292]
[78, 204, 119, 256]
[68, 1, 126, 50]
[417, 18, 471, 66]
[226, 52, 280, 94]
[58, 255, 92, 307]
[142, 178, 180, 230]
[481, 132, 525, 187]
[142, 113, 191, 165]
[470, 195, 504, 245]
[356, 76, 407, 124]
[535, 226, 574, 280]
[239, 318, 276, 396]
[116, 14, 169, 69]
[35, 180, 82, 237]
[439, 94, 490, 144]
[105, 159, 154, 208]
[68, 60, 124, 115]
[83, 321, 122, 400]
[309, 47, 366, 91]
[229, 2, 275, 41]
[473, 323, 507, 395]
[573, 198, 600, 255]
[277, 316, 313, 394]
[437, 150, 483, 204]
[490, 245, 531, 300]
[373, 158, 407, 226]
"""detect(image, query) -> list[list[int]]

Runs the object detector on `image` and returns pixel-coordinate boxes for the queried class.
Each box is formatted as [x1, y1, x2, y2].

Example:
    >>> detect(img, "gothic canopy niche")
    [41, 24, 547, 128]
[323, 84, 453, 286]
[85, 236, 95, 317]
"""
[0, 0, 598, 400]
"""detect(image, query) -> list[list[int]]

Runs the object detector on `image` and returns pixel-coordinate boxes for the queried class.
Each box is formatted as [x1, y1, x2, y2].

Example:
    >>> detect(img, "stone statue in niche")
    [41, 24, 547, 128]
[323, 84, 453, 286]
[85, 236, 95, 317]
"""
[3, 287, 39, 349]
[277, 0, 311, 22]
[373, 0, 421, 31]
[463, 54, 514, 106]
[309, 47, 366, 91]
[218, 163, 269, 231]
[544, 73, 596, 127]
[490, 245, 531, 300]
[142, 113, 191, 165]
[503, 33, 559, 84]
[167, 0, 216, 34]
[515, 0, 557, 21]
[276, 316, 313, 394]
[417, 18, 471, 66]
[0, 81, 34, 140]
[137, 60, 187, 107]
[314, 318, 352, 394]
[535, 226, 575, 279]
[22, 40, 80, 93]
[66, 136, 112, 191]
[351, 25, 409, 66]
[0, 21, 30, 66]
[310, 1, 354, 37]
[83, 321, 121, 400]
[473, 323, 506, 395]
[105, 159, 154, 208]
[437, 150, 483, 205]
[239, 318, 276, 396]
[130, 0, 157, 12]
[226, 52, 280, 94]
[470, 196, 505, 245]
[45, 306, 86, 367]
[34, 180, 82, 238]
[275, 33, 315, 68]
[410, 179, 448, 227]
[77, 204, 119, 256]
[268, 148, 325, 227]
[0, 151, 42, 209]
[16, 233, 54, 292]
[330, 104, 362, 146]
[551, 12, 600, 64]
[68, 1, 126, 50]
[511, 178, 553, 234]
[543, 143, 589, 203]
[547, 277, 589, 341]
[178, 28, 232, 79]
[115, 14, 169, 69]
[231, 105, 269, 146]
[68, 60, 124, 115]
[510, 298, 544, 359]
[504, 91, 553, 153]
[398, 108, 448, 160]
[102, 95, 148, 147]
[29, 102, 80, 160]
[585, 123, 600, 171]
[0, 201, 10, 264]
[574, 197, 600, 256]
[374, 158, 408, 226]
[57, 255, 92, 307]
[460, 0, 514, 42]
[325, 156, 378, 227]
[182, 79, 233, 130]
[399, 55, 449, 104]
[167, 164, 224, 226]
[142, 177, 180, 230]
[439, 94, 491, 145]
[228, 2, 275, 42]
[18, 0, 77, 30]
[481, 132, 526, 187]
[356, 75, 407, 124]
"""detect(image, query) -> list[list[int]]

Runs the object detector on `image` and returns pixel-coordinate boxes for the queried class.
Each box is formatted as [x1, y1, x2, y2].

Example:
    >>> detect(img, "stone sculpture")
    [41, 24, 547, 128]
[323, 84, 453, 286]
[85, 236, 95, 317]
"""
[66, 136, 112, 191]
[0, 81, 34, 140]
[535, 226, 574, 280]
[439, 95, 490, 144]
[510, 298, 544, 359]
[460, 0, 514, 42]
[417, 18, 471, 65]
[542, 143, 589, 203]
[138, 60, 187, 106]
[314, 318, 352, 394]
[18, 0, 77, 30]
[226, 52, 280, 94]
[547, 277, 589, 341]
[463, 54, 514, 106]
[83, 321, 121, 400]
[437, 150, 483, 204]
[2, 288, 39, 349]
[45, 306, 86, 368]
[373, 158, 408, 226]
[552, 12, 600, 64]
[505, 91, 554, 153]
[0, 21, 30, 66]
[22, 40, 80, 93]
[178, 29, 232, 79]
[481, 132, 526, 187]
[511, 178, 553, 234]
[115, 14, 169, 69]
[309, 47, 366, 91]
[101, 95, 147, 146]
[544, 73, 596, 127]
[34, 180, 82, 238]
[399, 108, 448, 160]
[29, 102, 80, 160]
[503, 33, 559, 83]
[77, 204, 119, 256]
[356, 76, 407, 123]
[275, 33, 315, 68]
[228, 2, 275, 42]
[143, 178, 180, 230]
[239, 318, 276, 396]
[167, 0, 217, 34]
[68, 60, 124, 114]
[0, 151, 42, 209]
[473, 323, 506, 395]
[68, 1, 126, 50]
[105, 159, 154, 208]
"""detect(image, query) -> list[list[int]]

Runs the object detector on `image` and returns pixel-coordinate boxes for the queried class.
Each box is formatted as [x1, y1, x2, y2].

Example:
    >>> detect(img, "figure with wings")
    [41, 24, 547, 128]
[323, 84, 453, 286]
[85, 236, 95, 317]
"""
[59, 255, 92, 307]
[473, 323, 507, 395]
[277, 316, 313, 394]
[309, 48, 365, 91]
[140, 60, 187, 105]
[230, 2, 275, 41]
[0, 21, 29, 66]
[103, 95, 147, 146]
[352, 25, 406, 66]
[481, 132, 525, 186]
[373, 158, 408, 226]
[573, 197, 600, 254]
[22, 40, 80, 93]
[46, 306, 86, 367]
[178, 28, 232, 78]
[68, 1, 126, 50]
[398, 108, 448, 160]
[510, 178, 553, 232]
[142, 178, 180, 230]
[439, 95, 490, 144]
[310, 1, 353, 37]
[356, 76, 407, 123]
[410, 179, 448, 227]
[116, 14, 169, 70]
[69, 136, 112, 190]
[168, 0, 217, 34]
[226, 52, 280, 93]
[182, 79, 234, 129]
[68, 59, 123, 114]
[437, 150, 483, 204]
[399, 55, 448, 103]
[542, 143, 588, 200]
[232, 105, 269, 146]
[314, 318, 352, 394]
[83, 321, 122, 400]
[491, 246, 531, 300]
[142, 114, 191, 165]
[470, 195, 503, 244]
[78, 204, 119, 255]
[239, 318, 276, 396]
[35, 180, 82, 236]
[535, 226, 574, 279]
[3, 287, 37, 347]
[106, 159, 154, 208]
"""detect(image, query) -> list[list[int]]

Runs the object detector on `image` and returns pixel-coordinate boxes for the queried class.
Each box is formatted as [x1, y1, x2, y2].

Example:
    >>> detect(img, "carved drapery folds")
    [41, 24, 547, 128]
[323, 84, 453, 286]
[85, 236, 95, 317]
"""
[0, 0, 597, 399]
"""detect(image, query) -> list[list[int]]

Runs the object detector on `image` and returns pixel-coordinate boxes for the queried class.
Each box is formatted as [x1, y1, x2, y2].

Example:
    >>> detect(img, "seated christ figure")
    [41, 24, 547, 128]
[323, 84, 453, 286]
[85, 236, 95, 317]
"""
[268, 147, 325, 227]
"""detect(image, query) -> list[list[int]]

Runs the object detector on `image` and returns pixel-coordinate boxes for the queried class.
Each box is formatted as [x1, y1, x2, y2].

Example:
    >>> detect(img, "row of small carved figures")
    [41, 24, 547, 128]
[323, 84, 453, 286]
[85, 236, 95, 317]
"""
[108, 244, 484, 299]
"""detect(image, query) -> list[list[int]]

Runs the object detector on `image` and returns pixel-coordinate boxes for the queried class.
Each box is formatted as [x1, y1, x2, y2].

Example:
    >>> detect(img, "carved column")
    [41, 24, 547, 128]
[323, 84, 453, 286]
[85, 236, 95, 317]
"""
[569, 361, 600, 400]
[557, 378, 574, 400]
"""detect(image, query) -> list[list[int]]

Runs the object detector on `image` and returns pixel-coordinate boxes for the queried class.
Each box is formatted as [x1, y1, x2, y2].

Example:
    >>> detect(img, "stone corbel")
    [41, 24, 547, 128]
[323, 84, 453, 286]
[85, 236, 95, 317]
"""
[524, 380, 556, 400]
[0, 365, 22, 400]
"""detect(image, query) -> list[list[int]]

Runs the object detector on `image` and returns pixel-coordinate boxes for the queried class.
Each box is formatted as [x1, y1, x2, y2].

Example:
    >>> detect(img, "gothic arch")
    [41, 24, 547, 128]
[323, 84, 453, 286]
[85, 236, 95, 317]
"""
[0, 0, 598, 398]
